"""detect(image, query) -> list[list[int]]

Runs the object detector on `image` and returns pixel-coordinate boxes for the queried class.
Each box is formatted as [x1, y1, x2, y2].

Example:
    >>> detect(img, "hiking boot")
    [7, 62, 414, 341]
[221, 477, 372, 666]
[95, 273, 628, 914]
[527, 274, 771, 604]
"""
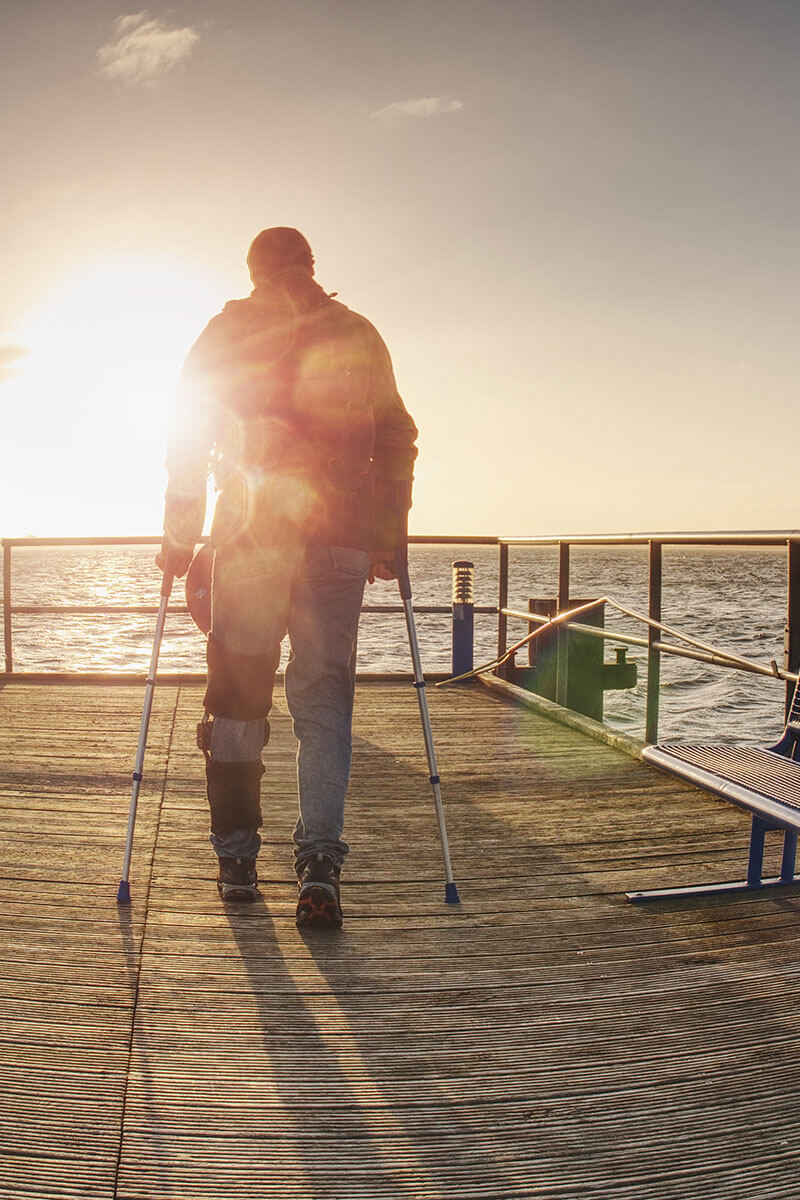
[296, 854, 342, 928]
[217, 856, 259, 902]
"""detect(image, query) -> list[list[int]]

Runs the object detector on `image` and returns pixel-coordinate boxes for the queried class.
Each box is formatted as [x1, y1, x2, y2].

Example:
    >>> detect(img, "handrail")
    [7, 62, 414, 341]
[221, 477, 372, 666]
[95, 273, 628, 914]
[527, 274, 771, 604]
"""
[6, 604, 497, 616]
[5, 532, 800, 745]
[500, 606, 800, 683]
[1, 534, 500, 548]
[0, 534, 499, 675]
[500, 531, 800, 546]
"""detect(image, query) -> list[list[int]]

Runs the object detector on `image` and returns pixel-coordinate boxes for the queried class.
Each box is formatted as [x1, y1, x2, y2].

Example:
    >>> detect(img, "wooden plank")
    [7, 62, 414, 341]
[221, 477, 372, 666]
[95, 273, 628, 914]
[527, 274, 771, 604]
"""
[2, 681, 800, 1199]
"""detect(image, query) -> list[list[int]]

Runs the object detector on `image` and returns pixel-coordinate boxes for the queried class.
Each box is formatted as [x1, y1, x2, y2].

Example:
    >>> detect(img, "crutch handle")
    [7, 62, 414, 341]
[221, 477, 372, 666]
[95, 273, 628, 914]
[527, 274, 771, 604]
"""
[395, 556, 412, 602]
[159, 553, 181, 598]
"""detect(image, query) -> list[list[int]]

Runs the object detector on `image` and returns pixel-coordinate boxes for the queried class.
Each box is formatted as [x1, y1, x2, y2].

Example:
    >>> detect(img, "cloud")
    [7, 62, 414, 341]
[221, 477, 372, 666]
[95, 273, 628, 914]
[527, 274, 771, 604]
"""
[371, 96, 464, 121]
[96, 11, 200, 88]
[0, 341, 27, 383]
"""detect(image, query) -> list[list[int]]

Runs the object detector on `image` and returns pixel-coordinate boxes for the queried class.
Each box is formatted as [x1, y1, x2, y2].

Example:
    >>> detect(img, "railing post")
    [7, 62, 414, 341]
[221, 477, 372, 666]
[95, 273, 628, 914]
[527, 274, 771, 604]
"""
[556, 542, 570, 706]
[785, 539, 800, 720]
[645, 540, 662, 744]
[497, 542, 509, 672]
[451, 561, 474, 678]
[2, 541, 12, 674]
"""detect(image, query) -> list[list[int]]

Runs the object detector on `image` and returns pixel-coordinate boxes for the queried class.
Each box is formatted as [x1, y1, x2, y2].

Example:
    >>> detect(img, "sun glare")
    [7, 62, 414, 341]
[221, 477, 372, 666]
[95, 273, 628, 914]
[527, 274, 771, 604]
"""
[20, 254, 219, 431]
[6, 254, 224, 534]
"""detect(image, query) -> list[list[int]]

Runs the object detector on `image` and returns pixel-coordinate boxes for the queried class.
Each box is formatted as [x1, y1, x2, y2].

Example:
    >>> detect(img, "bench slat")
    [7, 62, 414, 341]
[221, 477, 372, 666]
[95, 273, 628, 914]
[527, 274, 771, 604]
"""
[642, 744, 800, 833]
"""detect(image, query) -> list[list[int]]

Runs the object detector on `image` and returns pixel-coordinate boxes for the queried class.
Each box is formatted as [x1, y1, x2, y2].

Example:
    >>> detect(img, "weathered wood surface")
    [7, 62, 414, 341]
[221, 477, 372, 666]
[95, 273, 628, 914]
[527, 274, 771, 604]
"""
[1, 679, 800, 1199]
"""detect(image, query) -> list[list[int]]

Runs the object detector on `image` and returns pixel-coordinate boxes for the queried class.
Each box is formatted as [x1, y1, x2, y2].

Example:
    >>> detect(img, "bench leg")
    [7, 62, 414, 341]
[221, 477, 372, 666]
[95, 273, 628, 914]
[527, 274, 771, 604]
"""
[780, 830, 798, 884]
[746, 816, 768, 887]
[627, 816, 800, 902]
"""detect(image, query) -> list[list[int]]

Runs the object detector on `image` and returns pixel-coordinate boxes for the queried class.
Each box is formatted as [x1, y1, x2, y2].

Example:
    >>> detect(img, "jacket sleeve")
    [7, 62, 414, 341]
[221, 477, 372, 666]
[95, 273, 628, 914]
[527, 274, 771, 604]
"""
[162, 320, 223, 549]
[366, 328, 419, 551]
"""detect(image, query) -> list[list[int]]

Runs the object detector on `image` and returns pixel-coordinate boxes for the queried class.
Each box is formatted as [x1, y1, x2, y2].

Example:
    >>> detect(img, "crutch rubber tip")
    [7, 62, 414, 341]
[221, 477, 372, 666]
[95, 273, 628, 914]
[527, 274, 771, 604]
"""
[444, 882, 460, 905]
[116, 880, 131, 905]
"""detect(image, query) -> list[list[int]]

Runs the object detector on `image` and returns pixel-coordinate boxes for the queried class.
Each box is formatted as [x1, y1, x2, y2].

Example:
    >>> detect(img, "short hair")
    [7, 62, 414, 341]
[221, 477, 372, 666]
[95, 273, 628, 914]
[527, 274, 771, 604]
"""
[246, 227, 314, 281]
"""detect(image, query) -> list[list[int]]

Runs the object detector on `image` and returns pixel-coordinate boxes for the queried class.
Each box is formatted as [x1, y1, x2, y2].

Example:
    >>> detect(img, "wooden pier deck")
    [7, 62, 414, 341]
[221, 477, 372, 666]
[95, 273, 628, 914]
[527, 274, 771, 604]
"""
[2, 678, 800, 1199]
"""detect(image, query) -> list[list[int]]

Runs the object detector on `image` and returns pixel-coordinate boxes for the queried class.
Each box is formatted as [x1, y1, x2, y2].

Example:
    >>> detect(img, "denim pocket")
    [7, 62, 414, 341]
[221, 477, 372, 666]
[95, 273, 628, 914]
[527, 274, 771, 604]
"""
[329, 546, 370, 577]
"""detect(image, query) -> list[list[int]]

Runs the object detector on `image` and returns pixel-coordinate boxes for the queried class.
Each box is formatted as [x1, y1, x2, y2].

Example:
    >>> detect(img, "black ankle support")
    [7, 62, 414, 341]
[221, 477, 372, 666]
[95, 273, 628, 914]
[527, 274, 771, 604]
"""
[206, 758, 264, 836]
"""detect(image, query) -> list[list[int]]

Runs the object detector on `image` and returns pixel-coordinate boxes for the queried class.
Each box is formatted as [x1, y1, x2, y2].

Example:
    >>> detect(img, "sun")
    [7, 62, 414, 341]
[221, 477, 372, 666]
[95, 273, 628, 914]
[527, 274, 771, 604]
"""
[5, 253, 226, 535]
[20, 253, 221, 436]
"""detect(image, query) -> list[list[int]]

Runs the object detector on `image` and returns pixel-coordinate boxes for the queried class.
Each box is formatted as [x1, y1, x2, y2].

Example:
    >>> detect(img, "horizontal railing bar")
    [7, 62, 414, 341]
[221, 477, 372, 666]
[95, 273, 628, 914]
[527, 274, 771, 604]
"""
[500, 531, 800, 548]
[6, 605, 195, 615]
[1, 536, 162, 548]
[501, 607, 798, 683]
[0, 603, 497, 616]
[404, 535, 499, 544]
[648, 642, 797, 681]
[1, 534, 500, 549]
[503, 606, 648, 647]
[6, 532, 795, 549]
[0, 671, 452, 685]
[363, 606, 498, 615]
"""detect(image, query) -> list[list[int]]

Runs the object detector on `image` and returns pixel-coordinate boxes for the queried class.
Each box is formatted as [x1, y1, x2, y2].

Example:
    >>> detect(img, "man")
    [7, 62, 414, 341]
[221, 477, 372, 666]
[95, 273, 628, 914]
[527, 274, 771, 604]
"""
[158, 227, 418, 928]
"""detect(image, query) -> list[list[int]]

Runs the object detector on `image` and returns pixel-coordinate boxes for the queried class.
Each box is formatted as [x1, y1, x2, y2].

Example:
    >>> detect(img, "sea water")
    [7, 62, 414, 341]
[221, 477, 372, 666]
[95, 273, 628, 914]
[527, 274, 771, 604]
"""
[1, 542, 789, 745]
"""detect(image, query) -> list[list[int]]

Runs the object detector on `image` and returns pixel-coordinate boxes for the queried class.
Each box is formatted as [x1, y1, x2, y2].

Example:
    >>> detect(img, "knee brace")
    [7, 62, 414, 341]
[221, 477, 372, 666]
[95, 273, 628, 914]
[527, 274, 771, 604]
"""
[205, 758, 264, 837]
[197, 713, 269, 760]
[204, 635, 280, 722]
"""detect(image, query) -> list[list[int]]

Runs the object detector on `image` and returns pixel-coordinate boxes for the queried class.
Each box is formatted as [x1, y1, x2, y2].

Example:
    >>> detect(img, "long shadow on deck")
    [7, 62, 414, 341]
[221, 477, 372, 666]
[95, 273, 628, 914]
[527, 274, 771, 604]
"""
[223, 897, 500, 1198]
[206, 707, 800, 1199]
[26, 680, 798, 1200]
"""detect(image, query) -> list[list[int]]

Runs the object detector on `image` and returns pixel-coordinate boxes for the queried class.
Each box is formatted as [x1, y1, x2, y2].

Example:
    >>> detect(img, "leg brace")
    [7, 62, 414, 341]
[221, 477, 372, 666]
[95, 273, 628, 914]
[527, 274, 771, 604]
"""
[204, 757, 265, 838]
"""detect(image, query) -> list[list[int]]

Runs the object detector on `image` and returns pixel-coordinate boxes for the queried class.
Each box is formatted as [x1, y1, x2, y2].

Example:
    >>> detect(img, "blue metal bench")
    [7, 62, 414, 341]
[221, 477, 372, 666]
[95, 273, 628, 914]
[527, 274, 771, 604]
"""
[629, 679, 800, 902]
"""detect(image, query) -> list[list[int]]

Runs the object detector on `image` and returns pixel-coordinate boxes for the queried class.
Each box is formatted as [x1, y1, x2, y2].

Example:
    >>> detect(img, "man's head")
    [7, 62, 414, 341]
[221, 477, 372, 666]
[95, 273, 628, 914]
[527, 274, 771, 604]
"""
[247, 227, 314, 283]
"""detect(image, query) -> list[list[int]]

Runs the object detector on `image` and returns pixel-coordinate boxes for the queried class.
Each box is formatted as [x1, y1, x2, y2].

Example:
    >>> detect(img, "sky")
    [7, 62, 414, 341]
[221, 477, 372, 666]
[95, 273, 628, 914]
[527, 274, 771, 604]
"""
[2, 0, 800, 538]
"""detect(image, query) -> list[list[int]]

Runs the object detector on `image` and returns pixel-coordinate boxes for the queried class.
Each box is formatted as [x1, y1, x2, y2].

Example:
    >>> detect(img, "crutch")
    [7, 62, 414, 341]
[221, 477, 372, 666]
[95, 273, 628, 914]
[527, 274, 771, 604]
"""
[394, 524, 460, 905]
[116, 563, 175, 904]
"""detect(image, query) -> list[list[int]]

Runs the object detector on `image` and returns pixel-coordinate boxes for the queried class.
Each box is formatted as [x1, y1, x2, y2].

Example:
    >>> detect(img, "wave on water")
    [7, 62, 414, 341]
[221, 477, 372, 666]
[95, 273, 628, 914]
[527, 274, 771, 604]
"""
[1, 542, 790, 745]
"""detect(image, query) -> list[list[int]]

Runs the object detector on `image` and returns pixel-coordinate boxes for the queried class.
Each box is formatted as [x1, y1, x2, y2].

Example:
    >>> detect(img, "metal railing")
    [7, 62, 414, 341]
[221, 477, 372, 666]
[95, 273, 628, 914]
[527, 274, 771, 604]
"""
[0, 534, 498, 678]
[496, 533, 800, 742]
[4, 533, 800, 745]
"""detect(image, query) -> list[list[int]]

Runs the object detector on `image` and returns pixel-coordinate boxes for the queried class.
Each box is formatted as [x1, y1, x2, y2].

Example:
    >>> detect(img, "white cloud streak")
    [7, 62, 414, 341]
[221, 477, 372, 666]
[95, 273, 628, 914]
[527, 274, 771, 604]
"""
[96, 12, 200, 88]
[371, 96, 464, 121]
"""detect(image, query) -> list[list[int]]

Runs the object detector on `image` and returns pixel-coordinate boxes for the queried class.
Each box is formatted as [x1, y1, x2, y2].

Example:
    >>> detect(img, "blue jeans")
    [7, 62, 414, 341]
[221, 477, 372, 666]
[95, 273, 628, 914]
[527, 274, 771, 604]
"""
[207, 541, 369, 871]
